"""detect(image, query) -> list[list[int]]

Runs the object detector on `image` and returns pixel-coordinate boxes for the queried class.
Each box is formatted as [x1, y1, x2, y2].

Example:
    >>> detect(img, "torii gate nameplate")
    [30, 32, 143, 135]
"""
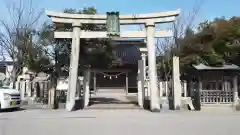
[106, 11, 120, 38]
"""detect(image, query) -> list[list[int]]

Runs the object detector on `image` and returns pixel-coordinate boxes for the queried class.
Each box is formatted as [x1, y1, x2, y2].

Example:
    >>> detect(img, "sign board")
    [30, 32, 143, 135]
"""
[106, 12, 120, 37]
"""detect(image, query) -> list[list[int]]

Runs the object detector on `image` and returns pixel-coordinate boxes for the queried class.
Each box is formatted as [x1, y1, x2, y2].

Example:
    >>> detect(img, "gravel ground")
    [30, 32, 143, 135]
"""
[0, 108, 239, 135]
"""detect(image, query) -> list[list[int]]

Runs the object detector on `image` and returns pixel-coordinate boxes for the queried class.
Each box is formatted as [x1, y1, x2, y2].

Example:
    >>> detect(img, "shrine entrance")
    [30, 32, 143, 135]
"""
[88, 69, 139, 109]
[96, 72, 127, 90]
[46, 9, 180, 111]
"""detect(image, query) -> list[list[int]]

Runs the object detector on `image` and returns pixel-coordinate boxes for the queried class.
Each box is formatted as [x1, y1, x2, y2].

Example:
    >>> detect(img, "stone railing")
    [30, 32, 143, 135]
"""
[144, 80, 188, 98]
[15, 81, 52, 102]
[158, 81, 188, 97]
[144, 80, 194, 110]
[200, 90, 234, 104]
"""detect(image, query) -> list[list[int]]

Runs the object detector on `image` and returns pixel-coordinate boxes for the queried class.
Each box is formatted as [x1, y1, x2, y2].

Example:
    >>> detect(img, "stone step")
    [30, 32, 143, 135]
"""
[90, 94, 138, 103]
[85, 103, 142, 110]
[96, 89, 126, 94]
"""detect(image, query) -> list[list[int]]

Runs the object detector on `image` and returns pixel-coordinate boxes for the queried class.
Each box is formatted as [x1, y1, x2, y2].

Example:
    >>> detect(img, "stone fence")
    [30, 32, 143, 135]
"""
[145, 80, 194, 110]
[15, 81, 52, 101]
[159, 81, 188, 97]
[144, 80, 188, 98]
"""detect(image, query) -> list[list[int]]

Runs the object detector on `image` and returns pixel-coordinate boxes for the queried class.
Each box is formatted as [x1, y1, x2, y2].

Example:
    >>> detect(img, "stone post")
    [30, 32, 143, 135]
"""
[15, 82, 20, 91]
[76, 78, 81, 99]
[93, 72, 97, 94]
[145, 22, 160, 112]
[32, 82, 37, 98]
[83, 69, 90, 107]
[233, 75, 239, 105]
[141, 52, 148, 99]
[141, 53, 147, 80]
[125, 72, 129, 95]
[66, 22, 81, 111]
[183, 81, 187, 97]
[139, 50, 147, 107]
[137, 60, 144, 107]
[39, 82, 44, 97]
[48, 87, 56, 109]
[20, 81, 26, 101]
[194, 79, 202, 110]
[26, 80, 31, 97]
[172, 56, 181, 110]
[159, 81, 163, 97]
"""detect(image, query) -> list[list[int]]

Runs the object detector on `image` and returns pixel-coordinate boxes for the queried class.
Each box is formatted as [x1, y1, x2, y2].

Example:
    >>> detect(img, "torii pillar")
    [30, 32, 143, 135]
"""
[146, 22, 160, 112]
[66, 22, 81, 111]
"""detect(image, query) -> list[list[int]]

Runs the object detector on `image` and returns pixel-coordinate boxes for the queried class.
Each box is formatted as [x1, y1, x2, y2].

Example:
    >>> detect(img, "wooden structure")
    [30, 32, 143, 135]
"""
[89, 39, 143, 94]
[190, 63, 240, 105]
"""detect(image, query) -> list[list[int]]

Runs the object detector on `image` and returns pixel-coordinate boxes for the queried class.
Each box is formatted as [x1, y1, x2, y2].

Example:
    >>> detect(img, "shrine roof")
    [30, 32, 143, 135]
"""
[193, 63, 240, 70]
[111, 38, 145, 41]
[110, 38, 146, 47]
[110, 39, 146, 65]
[115, 43, 141, 64]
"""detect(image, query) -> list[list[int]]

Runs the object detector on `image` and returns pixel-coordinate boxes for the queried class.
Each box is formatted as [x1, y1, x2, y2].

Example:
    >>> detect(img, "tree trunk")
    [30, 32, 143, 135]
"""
[11, 66, 17, 89]
[48, 44, 61, 109]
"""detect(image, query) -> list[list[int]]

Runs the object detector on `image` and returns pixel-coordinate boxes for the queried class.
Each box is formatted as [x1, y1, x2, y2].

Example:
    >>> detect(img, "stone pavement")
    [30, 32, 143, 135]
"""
[0, 108, 240, 135]
[88, 91, 139, 110]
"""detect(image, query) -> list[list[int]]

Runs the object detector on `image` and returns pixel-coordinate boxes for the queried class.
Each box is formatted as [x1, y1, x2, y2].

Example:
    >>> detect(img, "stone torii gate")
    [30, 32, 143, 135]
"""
[46, 9, 180, 112]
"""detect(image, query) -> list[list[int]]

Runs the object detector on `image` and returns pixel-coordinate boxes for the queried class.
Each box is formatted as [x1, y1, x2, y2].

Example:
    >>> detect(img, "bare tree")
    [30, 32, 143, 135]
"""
[0, 0, 43, 87]
[136, 0, 204, 81]
[173, 0, 205, 49]
[156, 0, 205, 80]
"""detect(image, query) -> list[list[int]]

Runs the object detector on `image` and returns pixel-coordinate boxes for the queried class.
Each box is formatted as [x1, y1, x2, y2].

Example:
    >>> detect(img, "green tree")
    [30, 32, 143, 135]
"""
[156, 0, 205, 80]
[175, 16, 240, 76]
[38, 7, 118, 82]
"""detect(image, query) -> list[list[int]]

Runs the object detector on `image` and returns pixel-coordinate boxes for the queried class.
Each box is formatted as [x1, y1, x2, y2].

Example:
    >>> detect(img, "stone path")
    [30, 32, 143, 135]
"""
[88, 88, 139, 109]
[0, 108, 240, 135]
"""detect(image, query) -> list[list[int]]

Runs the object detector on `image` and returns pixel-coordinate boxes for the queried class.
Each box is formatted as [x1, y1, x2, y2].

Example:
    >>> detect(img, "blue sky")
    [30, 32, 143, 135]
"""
[0, 0, 239, 28]
[0, 0, 239, 61]
[39, 0, 239, 19]
[35, 0, 240, 23]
